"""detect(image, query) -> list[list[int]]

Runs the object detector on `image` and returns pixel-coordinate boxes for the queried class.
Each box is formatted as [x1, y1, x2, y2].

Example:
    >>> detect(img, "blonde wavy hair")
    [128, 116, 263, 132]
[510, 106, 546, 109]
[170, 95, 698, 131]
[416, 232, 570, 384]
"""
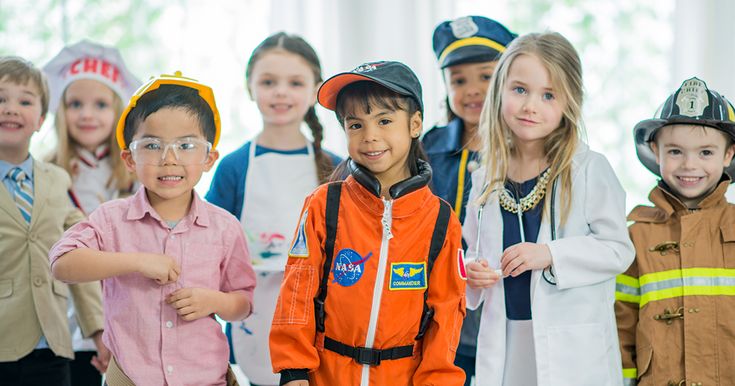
[477, 32, 584, 226]
[47, 87, 135, 193]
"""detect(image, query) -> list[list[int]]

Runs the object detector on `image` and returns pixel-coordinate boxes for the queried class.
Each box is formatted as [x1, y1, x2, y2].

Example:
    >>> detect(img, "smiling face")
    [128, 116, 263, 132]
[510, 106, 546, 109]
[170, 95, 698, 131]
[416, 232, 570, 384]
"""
[651, 124, 735, 208]
[121, 107, 218, 212]
[63, 79, 117, 152]
[443, 61, 496, 128]
[501, 53, 565, 148]
[343, 98, 422, 195]
[0, 77, 45, 163]
[247, 49, 319, 130]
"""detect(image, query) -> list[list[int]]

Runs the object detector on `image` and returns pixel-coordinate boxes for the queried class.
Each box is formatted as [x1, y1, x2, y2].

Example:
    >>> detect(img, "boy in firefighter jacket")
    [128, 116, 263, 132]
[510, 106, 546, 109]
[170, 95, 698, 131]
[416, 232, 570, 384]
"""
[616, 77, 735, 386]
[269, 61, 467, 386]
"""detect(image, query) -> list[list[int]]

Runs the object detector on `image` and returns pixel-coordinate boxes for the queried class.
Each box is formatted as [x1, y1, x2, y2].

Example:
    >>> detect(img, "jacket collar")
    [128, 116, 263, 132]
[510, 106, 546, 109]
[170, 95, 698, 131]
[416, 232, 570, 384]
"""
[344, 173, 435, 218]
[644, 176, 730, 220]
[423, 118, 464, 154]
[348, 158, 432, 199]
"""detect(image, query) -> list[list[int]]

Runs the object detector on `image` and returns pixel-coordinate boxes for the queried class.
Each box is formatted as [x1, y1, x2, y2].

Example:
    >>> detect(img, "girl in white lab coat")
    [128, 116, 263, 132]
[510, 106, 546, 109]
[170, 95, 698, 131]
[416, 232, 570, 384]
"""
[464, 31, 634, 386]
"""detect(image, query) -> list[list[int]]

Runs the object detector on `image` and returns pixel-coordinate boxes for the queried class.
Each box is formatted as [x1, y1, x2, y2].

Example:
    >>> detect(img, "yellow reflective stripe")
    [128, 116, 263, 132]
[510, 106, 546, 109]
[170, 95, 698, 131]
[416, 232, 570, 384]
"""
[616, 292, 641, 304]
[438, 37, 507, 65]
[454, 149, 469, 217]
[635, 268, 735, 307]
[617, 274, 640, 288]
[728, 102, 735, 121]
[641, 285, 735, 307]
[622, 367, 637, 379]
[616, 274, 641, 304]
[639, 268, 735, 285]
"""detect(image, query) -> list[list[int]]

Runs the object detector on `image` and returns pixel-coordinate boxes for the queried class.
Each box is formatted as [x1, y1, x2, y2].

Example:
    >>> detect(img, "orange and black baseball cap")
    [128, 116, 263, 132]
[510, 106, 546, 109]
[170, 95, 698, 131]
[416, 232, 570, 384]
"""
[317, 61, 423, 113]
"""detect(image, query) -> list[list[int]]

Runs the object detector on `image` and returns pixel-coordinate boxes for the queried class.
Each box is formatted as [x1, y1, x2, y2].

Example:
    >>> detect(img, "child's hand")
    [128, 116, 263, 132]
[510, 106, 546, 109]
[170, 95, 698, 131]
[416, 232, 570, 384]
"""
[501, 242, 552, 277]
[166, 287, 219, 321]
[90, 331, 110, 373]
[466, 259, 501, 289]
[138, 253, 180, 285]
[284, 381, 309, 386]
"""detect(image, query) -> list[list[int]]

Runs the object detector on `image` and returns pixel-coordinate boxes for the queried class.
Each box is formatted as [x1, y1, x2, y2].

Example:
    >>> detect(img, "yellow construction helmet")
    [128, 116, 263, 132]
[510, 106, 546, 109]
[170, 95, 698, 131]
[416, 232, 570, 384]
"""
[115, 71, 221, 150]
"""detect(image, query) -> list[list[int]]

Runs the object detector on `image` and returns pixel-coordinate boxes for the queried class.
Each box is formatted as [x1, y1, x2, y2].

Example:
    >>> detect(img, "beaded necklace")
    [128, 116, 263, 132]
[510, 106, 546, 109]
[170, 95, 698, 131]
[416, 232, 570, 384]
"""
[498, 168, 551, 214]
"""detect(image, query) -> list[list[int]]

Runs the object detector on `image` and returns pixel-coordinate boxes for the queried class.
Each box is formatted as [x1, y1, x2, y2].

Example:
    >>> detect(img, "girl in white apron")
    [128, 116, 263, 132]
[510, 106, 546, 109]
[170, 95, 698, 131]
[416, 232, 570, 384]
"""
[206, 32, 341, 386]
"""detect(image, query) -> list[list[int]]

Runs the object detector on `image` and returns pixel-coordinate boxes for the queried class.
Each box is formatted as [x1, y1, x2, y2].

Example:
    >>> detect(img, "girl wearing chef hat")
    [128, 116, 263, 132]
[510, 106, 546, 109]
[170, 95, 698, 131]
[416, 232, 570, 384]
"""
[43, 39, 140, 385]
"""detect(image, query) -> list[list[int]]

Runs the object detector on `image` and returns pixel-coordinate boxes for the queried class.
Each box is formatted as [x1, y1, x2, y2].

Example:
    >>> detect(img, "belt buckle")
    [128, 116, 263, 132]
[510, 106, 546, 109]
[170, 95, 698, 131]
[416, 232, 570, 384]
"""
[355, 347, 379, 366]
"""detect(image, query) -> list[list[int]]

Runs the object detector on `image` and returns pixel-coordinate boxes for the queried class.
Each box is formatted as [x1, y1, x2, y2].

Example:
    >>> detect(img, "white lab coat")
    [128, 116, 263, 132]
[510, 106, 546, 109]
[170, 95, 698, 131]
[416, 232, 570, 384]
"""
[464, 144, 634, 386]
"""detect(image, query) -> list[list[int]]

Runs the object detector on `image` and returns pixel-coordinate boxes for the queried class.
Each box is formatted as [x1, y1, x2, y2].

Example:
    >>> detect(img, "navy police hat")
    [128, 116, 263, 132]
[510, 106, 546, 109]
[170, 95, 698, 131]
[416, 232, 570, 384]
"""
[318, 61, 423, 113]
[634, 77, 735, 178]
[433, 16, 517, 69]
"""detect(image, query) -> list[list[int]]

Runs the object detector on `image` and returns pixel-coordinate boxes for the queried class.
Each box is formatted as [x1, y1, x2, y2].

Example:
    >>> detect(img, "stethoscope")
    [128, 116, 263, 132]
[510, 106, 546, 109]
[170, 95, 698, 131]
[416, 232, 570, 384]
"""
[473, 178, 558, 285]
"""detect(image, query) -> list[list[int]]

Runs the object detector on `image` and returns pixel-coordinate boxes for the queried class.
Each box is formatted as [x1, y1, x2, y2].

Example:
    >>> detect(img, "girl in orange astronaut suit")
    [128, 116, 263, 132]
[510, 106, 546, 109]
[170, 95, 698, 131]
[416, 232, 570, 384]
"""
[269, 61, 467, 386]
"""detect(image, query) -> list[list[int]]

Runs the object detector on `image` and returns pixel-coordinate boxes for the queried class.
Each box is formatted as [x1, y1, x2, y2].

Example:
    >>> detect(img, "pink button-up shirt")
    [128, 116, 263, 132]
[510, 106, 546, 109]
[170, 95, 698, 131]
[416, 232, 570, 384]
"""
[50, 187, 256, 386]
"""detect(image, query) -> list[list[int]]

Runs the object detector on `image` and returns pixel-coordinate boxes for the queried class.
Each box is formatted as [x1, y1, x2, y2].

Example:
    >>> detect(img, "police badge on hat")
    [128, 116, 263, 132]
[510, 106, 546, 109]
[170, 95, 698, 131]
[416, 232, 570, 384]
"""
[450, 16, 479, 38]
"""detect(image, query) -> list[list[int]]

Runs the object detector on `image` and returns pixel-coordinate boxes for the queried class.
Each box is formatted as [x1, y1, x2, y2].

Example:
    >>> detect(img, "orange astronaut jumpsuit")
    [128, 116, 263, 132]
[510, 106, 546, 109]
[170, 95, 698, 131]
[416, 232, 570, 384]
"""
[269, 162, 467, 386]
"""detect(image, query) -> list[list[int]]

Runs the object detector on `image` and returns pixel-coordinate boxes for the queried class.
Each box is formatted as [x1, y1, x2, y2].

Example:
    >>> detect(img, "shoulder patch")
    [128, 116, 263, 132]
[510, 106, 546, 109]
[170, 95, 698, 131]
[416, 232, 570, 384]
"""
[389, 262, 428, 290]
[288, 209, 309, 258]
[457, 249, 468, 280]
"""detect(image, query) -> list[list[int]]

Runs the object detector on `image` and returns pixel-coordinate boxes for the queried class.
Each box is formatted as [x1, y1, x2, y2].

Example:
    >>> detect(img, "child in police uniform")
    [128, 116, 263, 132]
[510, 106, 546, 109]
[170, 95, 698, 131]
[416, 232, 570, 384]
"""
[43, 39, 140, 385]
[50, 72, 255, 386]
[616, 77, 735, 386]
[269, 61, 467, 386]
[422, 16, 516, 386]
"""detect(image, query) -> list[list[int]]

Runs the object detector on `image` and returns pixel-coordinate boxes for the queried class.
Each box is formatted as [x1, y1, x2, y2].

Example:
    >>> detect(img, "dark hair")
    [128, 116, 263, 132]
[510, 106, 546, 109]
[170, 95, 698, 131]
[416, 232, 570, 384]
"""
[246, 31, 333, 183]
[122, 84, 216, 147]
[330, 80, 427, 181]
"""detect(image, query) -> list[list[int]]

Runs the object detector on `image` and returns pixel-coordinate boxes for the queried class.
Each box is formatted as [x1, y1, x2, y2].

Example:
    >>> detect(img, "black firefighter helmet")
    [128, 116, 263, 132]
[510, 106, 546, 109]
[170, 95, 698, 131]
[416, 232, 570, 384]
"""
[634, 77, 735, 178]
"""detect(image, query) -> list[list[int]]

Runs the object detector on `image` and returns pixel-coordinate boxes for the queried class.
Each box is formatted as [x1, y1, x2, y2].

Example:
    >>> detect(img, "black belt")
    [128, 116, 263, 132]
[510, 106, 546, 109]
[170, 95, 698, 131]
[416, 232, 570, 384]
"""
[324, 336, 414, 366]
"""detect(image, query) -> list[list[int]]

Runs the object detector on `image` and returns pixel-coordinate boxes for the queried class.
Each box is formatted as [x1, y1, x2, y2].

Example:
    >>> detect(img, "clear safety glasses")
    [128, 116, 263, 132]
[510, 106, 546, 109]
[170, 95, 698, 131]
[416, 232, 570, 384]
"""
[128, 137, 212, 166]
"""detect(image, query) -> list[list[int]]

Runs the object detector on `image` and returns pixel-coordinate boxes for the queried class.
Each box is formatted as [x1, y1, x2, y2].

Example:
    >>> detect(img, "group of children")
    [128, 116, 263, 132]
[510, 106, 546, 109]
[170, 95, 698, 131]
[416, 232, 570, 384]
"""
[0, 13, 733, 386]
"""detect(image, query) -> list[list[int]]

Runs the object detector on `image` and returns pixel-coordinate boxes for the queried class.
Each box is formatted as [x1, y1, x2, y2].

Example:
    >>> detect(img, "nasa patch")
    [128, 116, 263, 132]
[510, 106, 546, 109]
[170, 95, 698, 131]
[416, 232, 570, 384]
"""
[288, 209, 309, 258]
[332, 249, 372, 286]
[389, 262, 427, 290]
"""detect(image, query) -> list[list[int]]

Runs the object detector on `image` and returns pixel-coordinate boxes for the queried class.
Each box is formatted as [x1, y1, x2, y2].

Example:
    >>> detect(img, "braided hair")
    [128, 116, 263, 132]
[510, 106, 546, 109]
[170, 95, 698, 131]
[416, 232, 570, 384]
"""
[246, 32, 334, 183]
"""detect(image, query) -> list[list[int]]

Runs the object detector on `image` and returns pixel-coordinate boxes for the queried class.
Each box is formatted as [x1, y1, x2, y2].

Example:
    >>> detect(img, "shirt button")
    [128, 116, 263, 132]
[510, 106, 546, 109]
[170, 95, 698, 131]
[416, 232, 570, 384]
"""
[166, 320, 173, 328]
[167, 365, 173, 373]
[33, 277, 43, 287]
[170, 234, 175, 239]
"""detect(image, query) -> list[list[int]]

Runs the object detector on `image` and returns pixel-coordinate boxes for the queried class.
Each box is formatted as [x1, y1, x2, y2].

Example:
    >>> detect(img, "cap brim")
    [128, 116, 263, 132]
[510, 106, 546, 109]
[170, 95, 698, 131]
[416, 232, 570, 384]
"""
[440, 46, 502, 68]
[634, 119, 735, 179]
[317, 72, 414, 111]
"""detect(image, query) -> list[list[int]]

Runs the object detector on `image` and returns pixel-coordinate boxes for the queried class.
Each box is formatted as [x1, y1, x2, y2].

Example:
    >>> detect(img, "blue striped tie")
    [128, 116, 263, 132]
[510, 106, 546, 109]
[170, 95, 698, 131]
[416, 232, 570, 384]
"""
[8, 167, 33, 224]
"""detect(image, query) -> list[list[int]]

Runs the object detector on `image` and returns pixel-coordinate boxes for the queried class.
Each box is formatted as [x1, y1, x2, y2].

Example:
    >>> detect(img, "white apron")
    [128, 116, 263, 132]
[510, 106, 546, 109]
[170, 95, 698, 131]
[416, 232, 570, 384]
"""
[232, 140, 319, 385]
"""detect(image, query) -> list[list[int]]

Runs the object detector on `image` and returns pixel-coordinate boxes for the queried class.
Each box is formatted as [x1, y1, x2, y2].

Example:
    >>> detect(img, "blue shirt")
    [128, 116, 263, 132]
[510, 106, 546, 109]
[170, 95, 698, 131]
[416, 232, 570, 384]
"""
[422, 118, 479, 223]
[501, 176, 544, 320]
[0, 156, 34, 198]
